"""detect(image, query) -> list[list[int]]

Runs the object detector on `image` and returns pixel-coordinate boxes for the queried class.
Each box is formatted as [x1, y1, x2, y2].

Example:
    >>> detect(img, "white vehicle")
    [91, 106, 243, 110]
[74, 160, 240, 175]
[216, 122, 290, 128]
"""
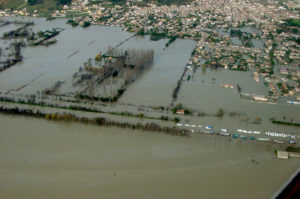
[220, 128, 228, 133]
[187, 65, 193, 71]
[205, 126, 213, 130]
[257, 137, 270, 141]
[265, 132, 270, 136]
[273, 139, 284, 144]
[219, 132, 230, 136]
[288, 140, 296, 144]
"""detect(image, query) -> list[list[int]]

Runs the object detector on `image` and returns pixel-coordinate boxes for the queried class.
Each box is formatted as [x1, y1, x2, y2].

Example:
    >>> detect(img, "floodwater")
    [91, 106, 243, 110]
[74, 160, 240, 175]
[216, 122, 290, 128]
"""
[177, 69, 300, 135]
[252, 38, 264, 49]
[239, 26, 261, 34]
[0, 16, 299, 199]
[0, 17, 194, 100]
[119, 37, 195, 106]
[0, 17, 299, 136]
[0, 17, 132, 94]
[0, 114, 299, 199]
[0, 17, 299, 135]
[231, 36, 242, 46]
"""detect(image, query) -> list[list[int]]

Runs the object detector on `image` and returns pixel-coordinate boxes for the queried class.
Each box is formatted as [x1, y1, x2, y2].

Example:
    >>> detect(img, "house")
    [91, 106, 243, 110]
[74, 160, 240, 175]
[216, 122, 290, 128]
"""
[220, 84, 234, 88]
[176, 109, 185, 114]
[280, 67, 288, 75]
[253, 95, 268, 102]
[277, 151, 289, 159]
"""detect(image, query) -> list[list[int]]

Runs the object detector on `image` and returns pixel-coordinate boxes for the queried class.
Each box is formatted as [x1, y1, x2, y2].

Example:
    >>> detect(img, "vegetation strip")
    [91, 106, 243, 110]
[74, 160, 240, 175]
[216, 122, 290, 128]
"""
[0, 97, 179, 122]
[0, 105, 190, 137]
[272, 120, 300, 127]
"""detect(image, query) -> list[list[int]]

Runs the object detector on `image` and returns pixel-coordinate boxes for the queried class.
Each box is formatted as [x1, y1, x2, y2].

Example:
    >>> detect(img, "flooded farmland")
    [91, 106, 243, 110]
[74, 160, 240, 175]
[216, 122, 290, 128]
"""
[177, 69, 300, 134]
[119, 37, 195, 106]
[0, 114, 300, 199]
[0, 17, 132, 93]
[0, 17, 195, 104]
[0, 16, 300, 198]
[0, 17, 299, 136]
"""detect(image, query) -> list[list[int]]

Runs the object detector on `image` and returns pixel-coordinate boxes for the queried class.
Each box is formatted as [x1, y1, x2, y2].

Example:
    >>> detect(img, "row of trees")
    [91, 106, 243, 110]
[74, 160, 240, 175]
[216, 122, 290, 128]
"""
[0, 103, 189, 136]
[2, 26, 30, 38]
[43, 81, 65, 95]
[56, 0, 72, 5]
[104, 47, 154, 83]
[46, 113, 189, 136]
[0, 103, 189, 137]
[135, 0, 192, 5]
[0, 42, 23, 72]
[27, 0, 72, 6]
[124, 49, 154, 68]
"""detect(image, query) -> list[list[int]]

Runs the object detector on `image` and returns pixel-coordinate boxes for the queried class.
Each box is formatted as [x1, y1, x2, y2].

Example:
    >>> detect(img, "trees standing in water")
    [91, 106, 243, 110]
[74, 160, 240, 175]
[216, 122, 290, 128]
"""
[72, 47, 154, 102]
[123, 48, 154, 82]
[0, 42, 23, 73]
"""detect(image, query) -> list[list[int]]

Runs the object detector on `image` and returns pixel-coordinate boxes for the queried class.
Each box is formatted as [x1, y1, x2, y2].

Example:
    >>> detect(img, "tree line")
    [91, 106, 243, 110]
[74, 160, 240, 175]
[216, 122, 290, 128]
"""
[0, 105, 190, 137]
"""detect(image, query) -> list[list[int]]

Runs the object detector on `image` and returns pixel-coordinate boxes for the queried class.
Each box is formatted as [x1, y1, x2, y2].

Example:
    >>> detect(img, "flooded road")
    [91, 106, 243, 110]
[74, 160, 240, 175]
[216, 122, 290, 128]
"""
[0, 114, 299, 199]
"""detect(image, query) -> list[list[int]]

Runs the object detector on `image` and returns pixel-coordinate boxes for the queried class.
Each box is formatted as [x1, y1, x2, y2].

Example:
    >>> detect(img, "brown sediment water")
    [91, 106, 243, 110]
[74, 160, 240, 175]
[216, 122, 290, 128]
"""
[0, 114, 299, 199]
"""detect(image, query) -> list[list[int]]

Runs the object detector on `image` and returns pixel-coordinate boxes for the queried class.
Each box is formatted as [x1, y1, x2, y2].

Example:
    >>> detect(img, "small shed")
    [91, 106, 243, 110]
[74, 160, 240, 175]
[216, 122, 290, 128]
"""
[277, 151, 289, 159]
[176, 109, 185, 114]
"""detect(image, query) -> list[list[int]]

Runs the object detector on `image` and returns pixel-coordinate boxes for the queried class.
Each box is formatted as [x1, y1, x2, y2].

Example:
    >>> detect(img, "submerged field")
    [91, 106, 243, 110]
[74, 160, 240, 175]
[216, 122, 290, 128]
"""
[0, 17, 299, 140]
[176, 69, 300, 134]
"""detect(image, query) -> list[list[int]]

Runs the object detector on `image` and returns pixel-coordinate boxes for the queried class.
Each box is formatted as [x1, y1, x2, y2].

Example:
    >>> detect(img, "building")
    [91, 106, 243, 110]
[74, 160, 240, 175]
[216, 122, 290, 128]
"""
[176, 109, 185, 114]
[220, 84, 234, 89]
[253, 95, 268, 102]
[277, 151, 289, 159]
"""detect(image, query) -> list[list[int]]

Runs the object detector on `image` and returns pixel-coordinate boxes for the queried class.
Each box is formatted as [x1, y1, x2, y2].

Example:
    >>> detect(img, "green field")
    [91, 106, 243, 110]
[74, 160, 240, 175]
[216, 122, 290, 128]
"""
[285, 18, 300, 27]
[0, 0, 25, 9]
[0, 0, 65, 18]
[1, 0, 60, 11]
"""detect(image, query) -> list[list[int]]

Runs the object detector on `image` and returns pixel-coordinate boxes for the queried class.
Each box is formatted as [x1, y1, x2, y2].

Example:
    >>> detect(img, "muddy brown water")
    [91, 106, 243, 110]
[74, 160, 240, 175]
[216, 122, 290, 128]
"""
[0, 114, 299, 199]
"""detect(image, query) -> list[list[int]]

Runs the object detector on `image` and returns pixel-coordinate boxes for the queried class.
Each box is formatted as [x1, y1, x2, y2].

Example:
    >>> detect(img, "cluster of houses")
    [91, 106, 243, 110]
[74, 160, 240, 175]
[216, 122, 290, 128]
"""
[0, 8, 30, 17]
